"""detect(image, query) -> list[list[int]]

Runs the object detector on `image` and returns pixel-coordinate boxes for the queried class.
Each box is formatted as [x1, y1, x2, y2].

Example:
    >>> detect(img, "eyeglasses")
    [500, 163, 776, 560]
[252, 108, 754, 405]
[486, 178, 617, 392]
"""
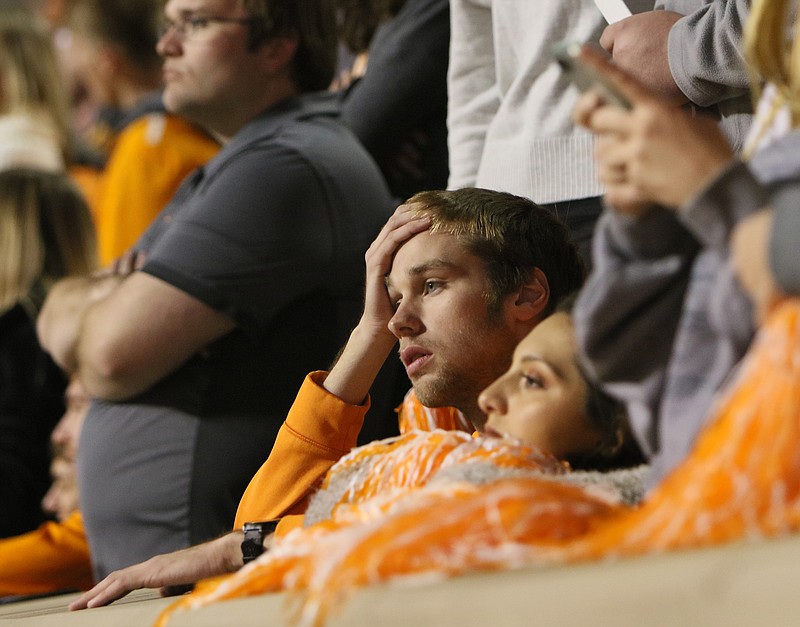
[158, 14, 258, 41]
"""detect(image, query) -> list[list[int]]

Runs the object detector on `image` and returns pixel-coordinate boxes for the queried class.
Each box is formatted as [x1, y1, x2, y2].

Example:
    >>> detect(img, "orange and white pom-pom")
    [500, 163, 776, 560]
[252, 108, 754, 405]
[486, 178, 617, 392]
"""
[396, 389, 472, 434]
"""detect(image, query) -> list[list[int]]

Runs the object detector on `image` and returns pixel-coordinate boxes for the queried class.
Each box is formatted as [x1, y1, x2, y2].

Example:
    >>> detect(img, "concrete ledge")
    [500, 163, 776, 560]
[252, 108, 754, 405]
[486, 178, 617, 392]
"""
[3, 533, 799, 626]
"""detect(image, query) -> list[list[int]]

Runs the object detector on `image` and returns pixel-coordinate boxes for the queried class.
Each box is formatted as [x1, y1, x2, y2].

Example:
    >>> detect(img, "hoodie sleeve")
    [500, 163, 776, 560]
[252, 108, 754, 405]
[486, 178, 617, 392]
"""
[664, 0, 751, 106]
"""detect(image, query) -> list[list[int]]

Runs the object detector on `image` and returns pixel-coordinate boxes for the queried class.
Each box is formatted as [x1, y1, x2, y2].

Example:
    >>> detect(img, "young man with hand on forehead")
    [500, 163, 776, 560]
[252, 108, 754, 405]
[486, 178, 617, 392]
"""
[70, 187, 586, 610]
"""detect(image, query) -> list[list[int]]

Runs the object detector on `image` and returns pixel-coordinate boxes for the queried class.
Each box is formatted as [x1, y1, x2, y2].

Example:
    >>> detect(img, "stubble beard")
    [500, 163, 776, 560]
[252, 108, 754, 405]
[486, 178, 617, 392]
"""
[412, 362, 476, 413]
[416, 317, 518, 424]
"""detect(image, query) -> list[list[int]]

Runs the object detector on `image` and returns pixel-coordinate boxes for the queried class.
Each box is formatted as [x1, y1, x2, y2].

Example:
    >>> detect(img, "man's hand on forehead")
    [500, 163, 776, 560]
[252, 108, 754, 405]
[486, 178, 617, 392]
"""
[361, 204, 431, 335]
[321, 204, 432, 406]
[367, 203, 432, 285]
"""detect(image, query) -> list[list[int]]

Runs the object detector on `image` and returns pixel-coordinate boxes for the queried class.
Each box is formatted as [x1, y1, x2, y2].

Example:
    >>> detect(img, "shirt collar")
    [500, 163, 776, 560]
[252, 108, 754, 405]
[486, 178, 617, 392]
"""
[202, 91, 341, 181]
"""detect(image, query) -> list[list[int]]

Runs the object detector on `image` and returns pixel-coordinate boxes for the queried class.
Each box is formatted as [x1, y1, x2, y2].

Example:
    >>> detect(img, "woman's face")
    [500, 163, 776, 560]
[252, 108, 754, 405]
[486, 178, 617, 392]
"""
[478, 312, 602, 459]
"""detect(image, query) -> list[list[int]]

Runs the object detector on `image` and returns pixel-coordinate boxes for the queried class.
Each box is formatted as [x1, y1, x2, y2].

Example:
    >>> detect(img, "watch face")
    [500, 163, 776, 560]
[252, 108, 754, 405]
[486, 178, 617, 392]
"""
[241, 520, 279, 563]
[241, 537, 263, 563]
[243, 525, 262, 542]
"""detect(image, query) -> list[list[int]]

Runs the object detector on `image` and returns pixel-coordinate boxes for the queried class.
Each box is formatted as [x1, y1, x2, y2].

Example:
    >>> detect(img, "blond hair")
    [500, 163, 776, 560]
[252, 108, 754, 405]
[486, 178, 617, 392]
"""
[0, 169, 96, 313]
[0, 7, 73, 162]
[745, 0, 800, 122]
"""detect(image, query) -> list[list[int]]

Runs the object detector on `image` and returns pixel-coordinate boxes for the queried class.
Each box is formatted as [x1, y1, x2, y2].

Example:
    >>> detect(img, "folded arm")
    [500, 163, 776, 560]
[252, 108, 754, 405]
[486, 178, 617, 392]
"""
[601, 0, 751, 107]
[39, 270, 235, 401]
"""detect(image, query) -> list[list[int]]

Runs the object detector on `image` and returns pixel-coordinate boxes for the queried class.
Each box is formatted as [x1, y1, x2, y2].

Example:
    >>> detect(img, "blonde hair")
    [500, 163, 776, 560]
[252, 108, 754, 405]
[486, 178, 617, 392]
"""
[0, 169, 96, 313]
[0, 7, 74, 162]
[745, 0, 800, 121]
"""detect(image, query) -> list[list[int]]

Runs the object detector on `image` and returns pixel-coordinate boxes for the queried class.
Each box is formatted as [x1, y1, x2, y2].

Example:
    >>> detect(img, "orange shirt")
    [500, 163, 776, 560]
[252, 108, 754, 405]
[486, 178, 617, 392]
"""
[0, 511, 92, 596]
[0, 378, 465, 595]
[92, 113, 219, 265]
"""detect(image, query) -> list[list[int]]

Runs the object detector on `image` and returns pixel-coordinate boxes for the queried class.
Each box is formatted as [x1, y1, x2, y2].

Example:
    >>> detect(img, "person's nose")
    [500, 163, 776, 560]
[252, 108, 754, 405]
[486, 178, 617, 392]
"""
[388, 299, 423, 338]
[41, 483, 59, 517]
[50, 415, 70, 449]
[50, 403, 85, 459]
[156, 26, 181, 57]
[478, 376, 509, 418]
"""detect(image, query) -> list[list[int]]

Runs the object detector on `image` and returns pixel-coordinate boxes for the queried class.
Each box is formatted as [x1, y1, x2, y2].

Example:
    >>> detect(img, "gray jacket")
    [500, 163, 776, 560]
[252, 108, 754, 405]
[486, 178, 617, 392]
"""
[661, 0, 752, 147]
[771, 183, 800, 295]
[574, 131, 800, 488]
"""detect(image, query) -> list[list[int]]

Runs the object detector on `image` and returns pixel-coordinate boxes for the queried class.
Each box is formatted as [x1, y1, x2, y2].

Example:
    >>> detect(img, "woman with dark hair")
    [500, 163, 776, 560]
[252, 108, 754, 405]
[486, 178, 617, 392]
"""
[479, 294, 644, 474]
[65, 0, 219, 264]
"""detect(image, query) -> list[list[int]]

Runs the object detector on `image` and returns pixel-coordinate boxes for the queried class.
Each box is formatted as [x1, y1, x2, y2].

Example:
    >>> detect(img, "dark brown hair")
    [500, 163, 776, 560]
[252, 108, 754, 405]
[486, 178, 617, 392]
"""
[556, 293, 645, 471]
[69, 0, 163, 75]
[242, 0, 337, 92]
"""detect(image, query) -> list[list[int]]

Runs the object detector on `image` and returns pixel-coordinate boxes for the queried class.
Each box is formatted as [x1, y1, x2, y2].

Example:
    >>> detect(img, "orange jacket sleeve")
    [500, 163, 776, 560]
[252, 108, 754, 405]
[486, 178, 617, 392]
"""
[234, 372, 369, 529]
[94, 114, 220, 265]
[0, 510, 93, 596]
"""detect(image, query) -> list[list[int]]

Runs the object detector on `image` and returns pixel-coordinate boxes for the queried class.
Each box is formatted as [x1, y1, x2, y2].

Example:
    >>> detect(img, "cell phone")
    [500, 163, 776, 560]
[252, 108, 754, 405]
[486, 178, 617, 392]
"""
[553, 41, 632, 110]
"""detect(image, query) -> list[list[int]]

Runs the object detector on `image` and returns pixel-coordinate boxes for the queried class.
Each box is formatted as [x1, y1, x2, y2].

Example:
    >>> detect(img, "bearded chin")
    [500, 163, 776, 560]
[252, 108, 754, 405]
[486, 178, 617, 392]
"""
[413, 367, 471, 411]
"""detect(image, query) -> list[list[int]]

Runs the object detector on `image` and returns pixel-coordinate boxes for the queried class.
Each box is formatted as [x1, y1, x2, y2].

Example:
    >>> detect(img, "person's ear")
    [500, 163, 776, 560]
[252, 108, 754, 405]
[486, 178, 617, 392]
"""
[512, 267, 550, 323]
[257, 34, 299, 74]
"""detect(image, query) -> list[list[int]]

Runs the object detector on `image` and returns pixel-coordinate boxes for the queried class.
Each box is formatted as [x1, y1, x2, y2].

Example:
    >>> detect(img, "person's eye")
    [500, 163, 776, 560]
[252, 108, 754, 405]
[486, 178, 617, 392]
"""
[187, 16, 210, 32]
[521, 373, 544, 389]
[423, 280, 443, 294]
[386, 290, 401, 311]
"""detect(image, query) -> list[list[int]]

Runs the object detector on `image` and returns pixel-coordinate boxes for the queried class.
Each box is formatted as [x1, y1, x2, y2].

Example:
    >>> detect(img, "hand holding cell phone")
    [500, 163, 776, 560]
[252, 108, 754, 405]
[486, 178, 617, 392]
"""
[566, 41, 735, 214]
[553, 41, 631, 110]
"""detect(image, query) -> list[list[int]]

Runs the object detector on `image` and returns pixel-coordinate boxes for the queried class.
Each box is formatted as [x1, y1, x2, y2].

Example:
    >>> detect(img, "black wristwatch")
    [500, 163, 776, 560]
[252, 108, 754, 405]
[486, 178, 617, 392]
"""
[240, 520, 280, 564]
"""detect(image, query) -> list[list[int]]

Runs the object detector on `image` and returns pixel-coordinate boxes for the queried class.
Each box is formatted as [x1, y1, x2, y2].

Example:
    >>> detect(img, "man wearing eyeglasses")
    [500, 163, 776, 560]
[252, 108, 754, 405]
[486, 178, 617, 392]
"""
[38, 0, 394, 581]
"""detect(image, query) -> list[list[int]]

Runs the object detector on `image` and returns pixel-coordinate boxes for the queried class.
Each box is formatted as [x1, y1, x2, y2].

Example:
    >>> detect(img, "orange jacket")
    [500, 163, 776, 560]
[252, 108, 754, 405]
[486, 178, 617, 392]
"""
[234, 373, 469, 537]
[0, 511, 92, 596]
[0, 373, 464, 597]
[234, 372, 369, 533]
